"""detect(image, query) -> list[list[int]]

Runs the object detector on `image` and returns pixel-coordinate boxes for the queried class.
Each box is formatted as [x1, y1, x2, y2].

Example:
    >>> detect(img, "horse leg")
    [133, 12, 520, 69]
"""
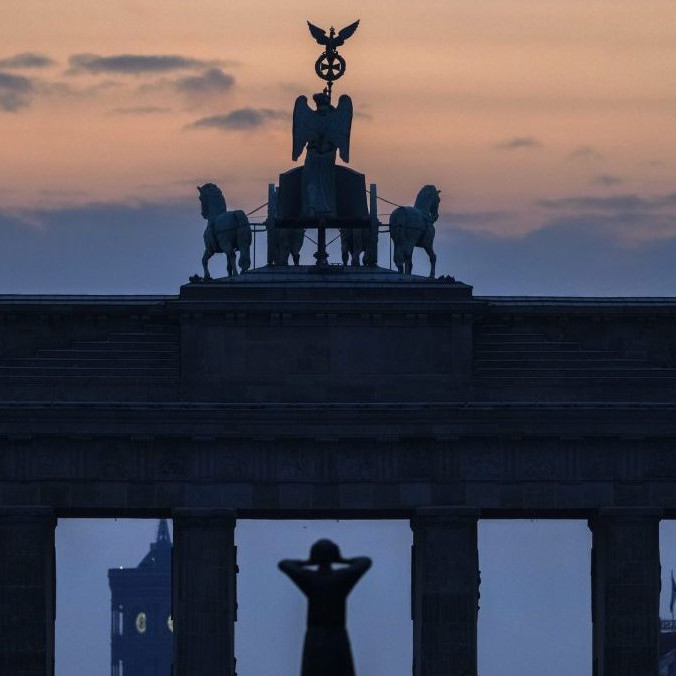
[228, 252, 237, 275]
[405, 243, 415, 275]
[292, 253, 300, 266]
[238, 240, 251, 273]
[353, 230, 363, 267]
[423, 242, 437, 278]
[202, 248, 213, 281]
[220, 242, 237, 276]
[238, 249, 251, 273]
[278, 233, 289, 266]
[393, 243, 404, 273]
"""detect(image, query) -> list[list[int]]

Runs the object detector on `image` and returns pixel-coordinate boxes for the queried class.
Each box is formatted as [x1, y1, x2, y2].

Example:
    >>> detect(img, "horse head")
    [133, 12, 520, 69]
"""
[197, 183, 227, 221]
[414, 185, 441, 224]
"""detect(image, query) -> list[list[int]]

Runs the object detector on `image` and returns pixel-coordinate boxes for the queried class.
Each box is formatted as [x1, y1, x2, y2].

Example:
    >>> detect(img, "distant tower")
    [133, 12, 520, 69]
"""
[108, 519, 173, 676]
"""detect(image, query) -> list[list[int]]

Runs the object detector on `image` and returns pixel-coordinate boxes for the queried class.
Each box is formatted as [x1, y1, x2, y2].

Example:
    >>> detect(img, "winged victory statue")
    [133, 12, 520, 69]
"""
[292, 91, 353, 218]
[288, 20, 358, 219]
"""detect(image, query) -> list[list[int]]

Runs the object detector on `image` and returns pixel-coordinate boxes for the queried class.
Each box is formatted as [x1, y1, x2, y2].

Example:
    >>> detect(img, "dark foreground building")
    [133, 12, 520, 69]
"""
[1, 270, 676, 676]
[108, 519, 172, 676]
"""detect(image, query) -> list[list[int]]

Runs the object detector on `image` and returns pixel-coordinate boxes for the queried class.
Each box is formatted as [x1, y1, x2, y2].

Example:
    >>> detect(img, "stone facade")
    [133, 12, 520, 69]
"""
[1, 272, 676, 674]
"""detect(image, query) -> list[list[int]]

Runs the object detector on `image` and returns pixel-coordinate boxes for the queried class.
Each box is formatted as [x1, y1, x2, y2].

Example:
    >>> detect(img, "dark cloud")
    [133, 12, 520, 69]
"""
[109, 106, 172, 115]
[538, 194, 654, 212]
[40, 79, 121, 99]
[188, 107, 288, 131]
[494, 136, 542, 150]
[568, 145, 603, 161]
[0, 72, 34, 111]
[436, 214, 676, 295]
[441, 210, 512, 227]
[174, 68, 235, 95]
[68, 53, 219, 75]
[0, 201, 199, 293]
[5, 199, 676, 296]
[0, 52, 55, 69]
[531, 190, 676, 245]
[591, 174, 623, 187]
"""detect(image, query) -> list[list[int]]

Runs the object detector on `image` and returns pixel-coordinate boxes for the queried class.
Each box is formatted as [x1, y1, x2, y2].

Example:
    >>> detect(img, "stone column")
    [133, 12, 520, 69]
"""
[172, 509, 237, 676]
[589, 508, 661, 676]
[0, 507, 56, 676]
[410, 507, 480, 676]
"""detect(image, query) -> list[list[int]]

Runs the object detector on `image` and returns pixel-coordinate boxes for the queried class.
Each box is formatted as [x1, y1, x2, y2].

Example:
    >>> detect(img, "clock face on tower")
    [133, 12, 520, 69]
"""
[135, 612, 147, 634]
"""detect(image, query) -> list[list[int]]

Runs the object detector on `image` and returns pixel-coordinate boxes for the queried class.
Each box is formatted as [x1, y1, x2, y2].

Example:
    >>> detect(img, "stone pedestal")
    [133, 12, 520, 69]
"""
[411, 508, 479, 676]
[0, 507, 56, 676]
[172, 510, 237, 676]
[179, 268, 474, 403]
[589, 508, 661, 676]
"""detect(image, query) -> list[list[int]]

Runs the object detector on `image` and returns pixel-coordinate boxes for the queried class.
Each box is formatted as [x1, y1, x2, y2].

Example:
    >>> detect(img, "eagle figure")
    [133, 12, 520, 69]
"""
[307, 20, 360, 51]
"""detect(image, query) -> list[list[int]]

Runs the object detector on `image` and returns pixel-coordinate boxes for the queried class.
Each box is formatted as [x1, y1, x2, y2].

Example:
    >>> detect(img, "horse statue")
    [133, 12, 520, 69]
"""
[340, 218, 379, 267]
[274, 226, 305, 266]
[265, 187, 305, 266]
[389, 185, 440, 277]
[197, 183, 252, 278]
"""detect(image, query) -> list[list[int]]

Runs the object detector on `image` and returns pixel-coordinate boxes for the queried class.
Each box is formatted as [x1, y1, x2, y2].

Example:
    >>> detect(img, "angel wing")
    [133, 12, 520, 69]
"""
[307, 21, 329, 46]
[328, 94, 353, 163]
[335, 20, 360, 47]
[292, 95, 314, 161]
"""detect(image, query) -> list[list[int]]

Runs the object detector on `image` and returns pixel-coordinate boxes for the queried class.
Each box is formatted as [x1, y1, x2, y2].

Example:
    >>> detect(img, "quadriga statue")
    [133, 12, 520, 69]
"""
[197, 183, 252, 278]
[389, 185, 440, 277]
[340, 226, 377, 268]
[266, 187, 305, 266]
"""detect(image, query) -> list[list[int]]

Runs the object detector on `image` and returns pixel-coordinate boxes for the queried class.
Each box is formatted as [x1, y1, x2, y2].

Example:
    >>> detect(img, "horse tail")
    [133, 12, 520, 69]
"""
[234, 210, 252, 271]
[389, 207, 408, 244]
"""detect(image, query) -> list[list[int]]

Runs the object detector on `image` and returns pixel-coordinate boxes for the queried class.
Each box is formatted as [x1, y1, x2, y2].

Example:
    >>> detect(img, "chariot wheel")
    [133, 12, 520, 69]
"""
[314, 52, 346, 82]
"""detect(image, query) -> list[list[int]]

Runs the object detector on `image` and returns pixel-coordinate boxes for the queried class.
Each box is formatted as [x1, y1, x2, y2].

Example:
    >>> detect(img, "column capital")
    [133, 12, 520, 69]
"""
[172, 508, 236, 526]
[0, 505, 56, 525]
[589, 507, 663, 529]
[596, 506, 662, 517]
[411, 506, 480, 529]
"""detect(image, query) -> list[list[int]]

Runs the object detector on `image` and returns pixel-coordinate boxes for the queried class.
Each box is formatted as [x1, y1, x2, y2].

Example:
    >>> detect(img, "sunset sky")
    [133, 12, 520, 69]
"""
[4, 3, 676, 675]
[2, 0, 676, 293]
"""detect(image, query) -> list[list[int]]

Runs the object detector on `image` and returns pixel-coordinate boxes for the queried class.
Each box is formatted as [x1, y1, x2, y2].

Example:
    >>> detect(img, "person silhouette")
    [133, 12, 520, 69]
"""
[279, 539, 372, 676]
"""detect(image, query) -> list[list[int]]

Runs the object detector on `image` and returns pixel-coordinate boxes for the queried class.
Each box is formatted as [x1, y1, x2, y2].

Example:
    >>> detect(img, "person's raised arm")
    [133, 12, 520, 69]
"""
[336, 555, 372, 589]
[338, 556, 371, 572]
[278, 558, 313, 593]
[278, 558, 310, 573]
